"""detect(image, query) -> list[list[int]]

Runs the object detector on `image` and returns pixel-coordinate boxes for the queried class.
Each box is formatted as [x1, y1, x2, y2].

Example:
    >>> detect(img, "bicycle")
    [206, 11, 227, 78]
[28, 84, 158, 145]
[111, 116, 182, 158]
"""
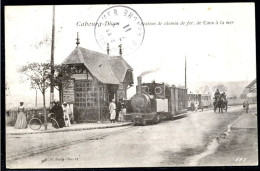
[28, 113, 59, 130]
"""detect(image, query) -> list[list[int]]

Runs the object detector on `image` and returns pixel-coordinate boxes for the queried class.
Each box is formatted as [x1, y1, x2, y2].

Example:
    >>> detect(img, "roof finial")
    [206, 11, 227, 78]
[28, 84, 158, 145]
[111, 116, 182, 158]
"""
[107, 43, 110, 55]
[119, 43, 122, 56]
[76, 32, 80, 47]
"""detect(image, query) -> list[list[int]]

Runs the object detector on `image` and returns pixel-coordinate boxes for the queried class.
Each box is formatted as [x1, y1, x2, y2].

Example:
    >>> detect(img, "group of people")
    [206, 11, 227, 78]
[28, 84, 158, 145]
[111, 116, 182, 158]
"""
[214, 89, 250, 113]
[109, 98, 126, 123]
[50, 100, 72, 128]
[214, 89, 227, 102]
[13, 98, 122, 130]
[13, 101, 72, 130]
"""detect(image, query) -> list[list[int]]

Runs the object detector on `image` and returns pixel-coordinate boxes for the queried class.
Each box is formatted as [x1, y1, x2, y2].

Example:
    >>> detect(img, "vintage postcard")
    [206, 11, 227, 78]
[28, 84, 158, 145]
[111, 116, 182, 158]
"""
[5, 3, 257, 168]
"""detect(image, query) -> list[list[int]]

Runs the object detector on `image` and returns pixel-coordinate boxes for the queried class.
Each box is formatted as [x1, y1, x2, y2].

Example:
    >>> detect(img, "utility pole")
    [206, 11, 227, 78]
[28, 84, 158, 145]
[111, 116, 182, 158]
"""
[185, 56, 187, 89]
[48, 5, 55, 130]
[50, 5, 55, 101]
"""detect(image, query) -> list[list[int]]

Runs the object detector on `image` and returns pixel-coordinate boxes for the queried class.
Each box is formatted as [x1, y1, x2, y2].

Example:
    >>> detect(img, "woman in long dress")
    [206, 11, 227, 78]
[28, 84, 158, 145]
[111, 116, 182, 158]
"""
[14, 102, 27, 129]
[109, 99, 116, 123]
[62, 102, 71, 127]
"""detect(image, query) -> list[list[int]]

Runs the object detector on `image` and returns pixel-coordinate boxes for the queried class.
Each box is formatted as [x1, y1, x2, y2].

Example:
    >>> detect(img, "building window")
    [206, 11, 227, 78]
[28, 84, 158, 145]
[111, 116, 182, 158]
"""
[75, 81, 87, 108]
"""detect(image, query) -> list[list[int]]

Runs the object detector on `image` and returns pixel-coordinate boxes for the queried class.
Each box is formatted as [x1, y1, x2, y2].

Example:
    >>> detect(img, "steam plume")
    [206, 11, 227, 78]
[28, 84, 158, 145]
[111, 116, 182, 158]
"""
[139, 67, 160, 77]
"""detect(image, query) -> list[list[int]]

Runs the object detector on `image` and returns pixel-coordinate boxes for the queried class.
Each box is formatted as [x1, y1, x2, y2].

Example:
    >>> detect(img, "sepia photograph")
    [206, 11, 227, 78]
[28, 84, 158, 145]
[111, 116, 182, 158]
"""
[4, 3, 257, 168]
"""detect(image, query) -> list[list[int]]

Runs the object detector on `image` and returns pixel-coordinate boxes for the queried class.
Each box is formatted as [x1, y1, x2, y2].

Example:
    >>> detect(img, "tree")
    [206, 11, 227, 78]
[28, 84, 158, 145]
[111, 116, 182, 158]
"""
[240, 89, 247, 99]
[212, 84, 228, 92]
[18, 62, 51, 130]
[197, 85, 211, 94]
[53, 64, 74, 102]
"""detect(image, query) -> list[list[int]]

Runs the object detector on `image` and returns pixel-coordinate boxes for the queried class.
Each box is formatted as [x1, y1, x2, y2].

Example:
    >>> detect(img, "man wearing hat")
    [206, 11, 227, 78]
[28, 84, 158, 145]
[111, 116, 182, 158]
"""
[109, 99, 116, 123]
[118, 98, 126, 122]
[50, 100, 65, 128]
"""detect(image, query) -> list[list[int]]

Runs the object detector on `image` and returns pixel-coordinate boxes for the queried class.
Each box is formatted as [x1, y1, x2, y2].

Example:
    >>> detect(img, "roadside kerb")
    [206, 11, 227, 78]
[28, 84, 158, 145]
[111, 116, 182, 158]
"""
[7, 122, 132, 135]
[228, 112, 257, 131]
[227, 115, 244, 132]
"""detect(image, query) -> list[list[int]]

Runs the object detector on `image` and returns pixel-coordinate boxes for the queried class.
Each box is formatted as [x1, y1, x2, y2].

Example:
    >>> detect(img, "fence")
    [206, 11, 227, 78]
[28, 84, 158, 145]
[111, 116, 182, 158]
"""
[227, 98, 257, 106]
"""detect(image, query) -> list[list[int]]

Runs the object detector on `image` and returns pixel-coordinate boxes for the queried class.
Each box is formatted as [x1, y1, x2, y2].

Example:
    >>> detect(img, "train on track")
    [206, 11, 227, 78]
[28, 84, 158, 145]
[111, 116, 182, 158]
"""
[187, 93, 212, 111]
[130, 77, 188, 126]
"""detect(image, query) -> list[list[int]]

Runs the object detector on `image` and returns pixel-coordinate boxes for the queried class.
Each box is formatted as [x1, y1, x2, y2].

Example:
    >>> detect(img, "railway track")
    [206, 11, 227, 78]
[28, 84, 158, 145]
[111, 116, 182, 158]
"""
[6, 125, 136, 163]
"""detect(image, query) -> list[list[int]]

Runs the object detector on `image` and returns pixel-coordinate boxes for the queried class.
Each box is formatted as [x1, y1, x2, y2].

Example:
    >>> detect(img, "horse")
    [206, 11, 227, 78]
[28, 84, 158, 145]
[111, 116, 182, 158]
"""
[213, 96, 224, 113]
[222, 99, 228, 112]
[220, 93, 228, 112]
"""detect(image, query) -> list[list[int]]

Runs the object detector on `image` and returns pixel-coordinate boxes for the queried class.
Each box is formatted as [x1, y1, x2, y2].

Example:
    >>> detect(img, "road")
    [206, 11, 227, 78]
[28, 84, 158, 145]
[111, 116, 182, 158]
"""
[6, 105, 258, 168]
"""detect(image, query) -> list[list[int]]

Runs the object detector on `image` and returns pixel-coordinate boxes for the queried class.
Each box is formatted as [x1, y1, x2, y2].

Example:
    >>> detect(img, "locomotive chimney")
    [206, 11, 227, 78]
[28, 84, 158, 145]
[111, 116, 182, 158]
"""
[137, 76, 142, 94]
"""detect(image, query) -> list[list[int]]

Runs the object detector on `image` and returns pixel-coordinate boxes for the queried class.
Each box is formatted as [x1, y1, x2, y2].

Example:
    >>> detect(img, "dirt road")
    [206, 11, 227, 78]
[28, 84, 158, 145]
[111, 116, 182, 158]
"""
[6, 105, 257, 168]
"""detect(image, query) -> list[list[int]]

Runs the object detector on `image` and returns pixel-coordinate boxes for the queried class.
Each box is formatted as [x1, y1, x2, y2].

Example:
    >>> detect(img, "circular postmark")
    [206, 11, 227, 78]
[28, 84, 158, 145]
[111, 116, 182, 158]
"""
[94, 5, 145, 56]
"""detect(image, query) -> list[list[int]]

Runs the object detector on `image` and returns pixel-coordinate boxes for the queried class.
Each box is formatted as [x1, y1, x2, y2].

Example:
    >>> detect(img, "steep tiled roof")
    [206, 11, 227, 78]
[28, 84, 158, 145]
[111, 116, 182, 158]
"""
[62, 48, 83, 64]
[62, 47, 133, 85]
[108, 56, 133, 83]
[246, 79, 256, 88]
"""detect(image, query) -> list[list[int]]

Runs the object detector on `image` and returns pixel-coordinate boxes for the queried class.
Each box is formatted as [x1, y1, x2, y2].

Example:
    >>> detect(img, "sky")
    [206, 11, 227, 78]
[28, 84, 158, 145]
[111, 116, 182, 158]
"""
[5, 3, 256, 107]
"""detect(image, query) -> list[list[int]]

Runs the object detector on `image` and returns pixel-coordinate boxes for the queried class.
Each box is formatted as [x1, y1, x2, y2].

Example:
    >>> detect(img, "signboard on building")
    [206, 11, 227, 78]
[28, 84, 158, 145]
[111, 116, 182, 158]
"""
[71, 73, 89, 80]
[63, 80, 75, 103]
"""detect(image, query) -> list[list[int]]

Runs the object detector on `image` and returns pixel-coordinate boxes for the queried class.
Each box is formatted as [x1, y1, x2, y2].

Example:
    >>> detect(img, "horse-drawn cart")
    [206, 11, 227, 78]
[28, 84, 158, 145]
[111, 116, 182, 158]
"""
[213, 94, 228, 113]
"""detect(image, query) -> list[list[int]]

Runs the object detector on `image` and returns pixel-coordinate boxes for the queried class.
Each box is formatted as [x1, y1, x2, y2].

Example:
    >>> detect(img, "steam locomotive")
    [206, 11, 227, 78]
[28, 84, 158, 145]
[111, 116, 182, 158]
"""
[130, 77, 188, 126]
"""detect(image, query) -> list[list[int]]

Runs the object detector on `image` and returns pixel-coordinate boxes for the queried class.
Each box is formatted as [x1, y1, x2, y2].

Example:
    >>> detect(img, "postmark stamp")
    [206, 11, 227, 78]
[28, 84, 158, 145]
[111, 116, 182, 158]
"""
[94, 5, 145, 56]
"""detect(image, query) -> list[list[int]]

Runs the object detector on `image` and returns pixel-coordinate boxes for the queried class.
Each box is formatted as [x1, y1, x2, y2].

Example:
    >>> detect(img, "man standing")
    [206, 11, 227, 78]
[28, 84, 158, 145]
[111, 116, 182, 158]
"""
[118, 98, 126, 122]
[109, 99, 116, 123]
[243, 101, 249, 113]
[50, 100, 65, 128]
[214, 89, 220, 100]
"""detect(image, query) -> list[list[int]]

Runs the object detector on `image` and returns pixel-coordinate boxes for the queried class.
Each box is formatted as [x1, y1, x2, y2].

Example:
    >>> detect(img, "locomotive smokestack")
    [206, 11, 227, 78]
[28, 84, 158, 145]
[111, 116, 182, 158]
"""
[137, 76, 142, 94]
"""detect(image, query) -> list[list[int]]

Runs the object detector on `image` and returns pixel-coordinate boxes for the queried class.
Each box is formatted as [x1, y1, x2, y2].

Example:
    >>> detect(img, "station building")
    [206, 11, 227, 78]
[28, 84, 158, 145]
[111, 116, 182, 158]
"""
[245, 79, 257, 103]
[62, 36, 133, 123]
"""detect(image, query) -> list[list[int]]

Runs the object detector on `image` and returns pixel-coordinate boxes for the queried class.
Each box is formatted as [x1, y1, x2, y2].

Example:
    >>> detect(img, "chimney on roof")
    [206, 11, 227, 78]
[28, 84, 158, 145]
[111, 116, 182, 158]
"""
[107, 43, 110, 55]
[76, 32, 80, 47]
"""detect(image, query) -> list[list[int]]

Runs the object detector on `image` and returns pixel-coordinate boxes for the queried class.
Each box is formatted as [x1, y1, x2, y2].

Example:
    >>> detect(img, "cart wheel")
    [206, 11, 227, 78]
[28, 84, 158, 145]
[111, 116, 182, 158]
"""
[29, 118, 42, 130]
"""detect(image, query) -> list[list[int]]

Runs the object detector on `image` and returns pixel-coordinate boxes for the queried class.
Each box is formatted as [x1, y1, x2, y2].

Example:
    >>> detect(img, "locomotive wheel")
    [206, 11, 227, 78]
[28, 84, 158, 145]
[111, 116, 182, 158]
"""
[153, 115, 160, 124]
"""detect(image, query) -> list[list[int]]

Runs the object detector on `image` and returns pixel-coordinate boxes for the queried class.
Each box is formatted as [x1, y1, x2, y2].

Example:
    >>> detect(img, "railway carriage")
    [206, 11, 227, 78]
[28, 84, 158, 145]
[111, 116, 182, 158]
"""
[130, 77, 188, 126]
[187, 93, 211, 111]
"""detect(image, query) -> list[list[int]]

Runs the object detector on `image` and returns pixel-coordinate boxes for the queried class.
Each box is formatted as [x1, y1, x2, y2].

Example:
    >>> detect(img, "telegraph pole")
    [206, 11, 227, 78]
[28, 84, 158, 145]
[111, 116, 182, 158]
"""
[185, 56, 187, 89]
[48, 5, 55, 130]
[50, 5, 55, 103]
